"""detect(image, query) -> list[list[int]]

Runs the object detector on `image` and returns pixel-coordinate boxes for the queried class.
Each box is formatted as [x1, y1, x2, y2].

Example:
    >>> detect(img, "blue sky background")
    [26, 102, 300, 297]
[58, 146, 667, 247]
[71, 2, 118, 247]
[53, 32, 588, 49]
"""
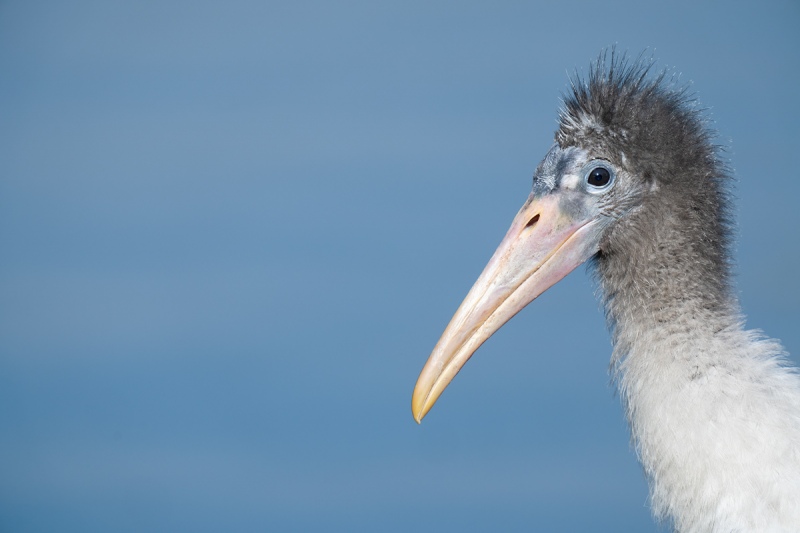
[1, 1, 798, 532]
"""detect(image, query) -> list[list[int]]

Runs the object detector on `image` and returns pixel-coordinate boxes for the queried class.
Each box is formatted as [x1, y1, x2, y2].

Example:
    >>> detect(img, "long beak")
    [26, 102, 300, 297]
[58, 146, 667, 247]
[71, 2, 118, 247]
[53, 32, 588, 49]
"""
[412, 192, 606, 422]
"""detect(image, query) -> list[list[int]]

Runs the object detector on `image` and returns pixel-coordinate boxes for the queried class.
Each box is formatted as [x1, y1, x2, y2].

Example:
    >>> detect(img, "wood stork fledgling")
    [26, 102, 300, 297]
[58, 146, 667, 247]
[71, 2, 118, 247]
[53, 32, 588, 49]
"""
[412, 54, 800, 532]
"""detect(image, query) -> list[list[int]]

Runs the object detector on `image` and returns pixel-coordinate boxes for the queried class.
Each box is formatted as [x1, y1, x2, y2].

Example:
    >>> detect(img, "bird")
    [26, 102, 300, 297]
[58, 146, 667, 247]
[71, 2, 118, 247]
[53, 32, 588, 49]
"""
[411, 52, 800, 533]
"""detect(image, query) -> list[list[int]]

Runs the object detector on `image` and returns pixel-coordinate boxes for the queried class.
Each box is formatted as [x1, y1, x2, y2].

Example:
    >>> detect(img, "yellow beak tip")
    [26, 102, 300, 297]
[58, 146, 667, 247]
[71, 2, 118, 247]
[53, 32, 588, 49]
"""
[411, 389, 433, 423]
[413, 405, 433, 423]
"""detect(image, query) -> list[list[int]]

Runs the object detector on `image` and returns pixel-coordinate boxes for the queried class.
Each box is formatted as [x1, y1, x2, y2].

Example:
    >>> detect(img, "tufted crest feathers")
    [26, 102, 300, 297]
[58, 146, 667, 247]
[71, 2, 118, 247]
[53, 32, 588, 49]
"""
[556, 50, 719, 188]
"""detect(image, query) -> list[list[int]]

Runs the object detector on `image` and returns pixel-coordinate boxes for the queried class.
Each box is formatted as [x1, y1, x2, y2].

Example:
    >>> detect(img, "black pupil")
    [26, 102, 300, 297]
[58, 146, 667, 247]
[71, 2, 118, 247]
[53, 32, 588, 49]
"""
[587, 167, 610, 187]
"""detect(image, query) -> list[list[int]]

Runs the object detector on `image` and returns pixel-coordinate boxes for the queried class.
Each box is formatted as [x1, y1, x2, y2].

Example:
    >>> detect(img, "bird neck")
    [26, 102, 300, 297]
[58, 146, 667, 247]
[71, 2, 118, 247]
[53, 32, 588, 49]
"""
[595, 191, 737, 371]
[593, 197, 800, 530]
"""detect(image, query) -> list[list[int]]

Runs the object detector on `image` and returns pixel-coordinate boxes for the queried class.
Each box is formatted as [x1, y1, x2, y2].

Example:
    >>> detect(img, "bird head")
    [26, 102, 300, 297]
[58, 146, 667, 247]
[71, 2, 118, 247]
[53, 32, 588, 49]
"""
[412, 53, 729, 422]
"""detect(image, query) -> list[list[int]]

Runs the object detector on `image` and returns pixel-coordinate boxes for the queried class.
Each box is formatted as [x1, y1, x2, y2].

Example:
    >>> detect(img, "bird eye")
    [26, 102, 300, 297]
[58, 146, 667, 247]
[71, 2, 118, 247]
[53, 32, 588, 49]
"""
[587, 167, 610, 187]
[583, 162, 615, 192]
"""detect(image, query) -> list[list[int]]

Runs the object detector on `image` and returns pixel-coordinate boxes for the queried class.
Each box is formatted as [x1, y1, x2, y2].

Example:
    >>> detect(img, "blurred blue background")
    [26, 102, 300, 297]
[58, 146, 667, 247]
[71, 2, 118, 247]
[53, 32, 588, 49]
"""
[1, 1, 798, 531]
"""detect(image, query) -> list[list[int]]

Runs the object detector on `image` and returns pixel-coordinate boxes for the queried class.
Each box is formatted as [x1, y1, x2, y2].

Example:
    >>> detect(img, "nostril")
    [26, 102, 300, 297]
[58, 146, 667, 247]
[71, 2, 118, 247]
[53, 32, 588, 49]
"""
[525, 214, 540, 228]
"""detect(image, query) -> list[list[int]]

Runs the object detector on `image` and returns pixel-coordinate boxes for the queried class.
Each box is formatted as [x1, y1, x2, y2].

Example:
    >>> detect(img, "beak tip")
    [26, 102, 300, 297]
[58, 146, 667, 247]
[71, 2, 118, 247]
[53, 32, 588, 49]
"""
[412, 384, 435, 424]
[411, 398, 425, 424]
